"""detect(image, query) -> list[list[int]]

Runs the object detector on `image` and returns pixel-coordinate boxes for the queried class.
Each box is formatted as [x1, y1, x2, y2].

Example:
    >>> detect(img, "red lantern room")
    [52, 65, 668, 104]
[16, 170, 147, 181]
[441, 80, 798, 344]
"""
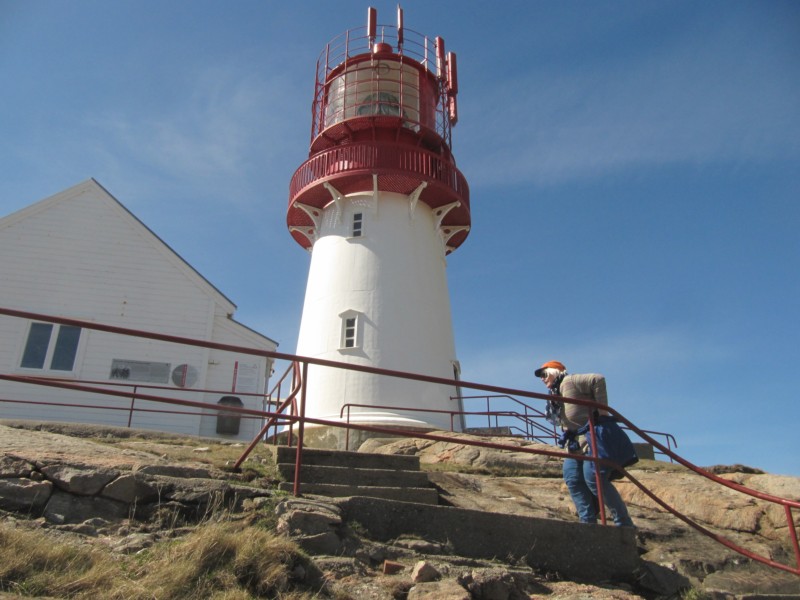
[288, 6, 470, 254]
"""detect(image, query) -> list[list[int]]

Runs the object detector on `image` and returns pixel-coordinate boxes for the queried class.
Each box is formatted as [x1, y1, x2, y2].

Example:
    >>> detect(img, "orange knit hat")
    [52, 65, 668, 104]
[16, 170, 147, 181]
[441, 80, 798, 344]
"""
[534, 360, 567, 377]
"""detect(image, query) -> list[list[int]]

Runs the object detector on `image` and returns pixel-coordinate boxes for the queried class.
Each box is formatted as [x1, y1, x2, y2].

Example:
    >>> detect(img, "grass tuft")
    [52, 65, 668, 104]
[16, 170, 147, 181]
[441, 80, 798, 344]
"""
[0, 525, 119, 597]
[0, 520, 321, 599]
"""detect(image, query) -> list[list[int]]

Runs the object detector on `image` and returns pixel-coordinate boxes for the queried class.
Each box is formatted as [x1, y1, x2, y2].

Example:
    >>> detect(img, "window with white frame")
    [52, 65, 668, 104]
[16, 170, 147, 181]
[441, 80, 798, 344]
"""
[340, 312, 360, 349]
[351, 212, 363, 237]
[20, 322, 82, 372]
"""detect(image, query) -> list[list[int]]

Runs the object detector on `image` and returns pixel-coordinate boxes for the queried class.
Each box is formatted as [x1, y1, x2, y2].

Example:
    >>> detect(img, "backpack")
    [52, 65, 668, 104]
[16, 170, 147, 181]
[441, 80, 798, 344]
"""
[578, 415, 639, 480]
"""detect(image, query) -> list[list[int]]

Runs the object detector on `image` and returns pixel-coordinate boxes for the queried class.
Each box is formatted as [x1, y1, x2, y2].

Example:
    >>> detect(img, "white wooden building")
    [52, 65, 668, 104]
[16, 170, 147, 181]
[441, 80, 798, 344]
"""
[0, 179, 278, 441]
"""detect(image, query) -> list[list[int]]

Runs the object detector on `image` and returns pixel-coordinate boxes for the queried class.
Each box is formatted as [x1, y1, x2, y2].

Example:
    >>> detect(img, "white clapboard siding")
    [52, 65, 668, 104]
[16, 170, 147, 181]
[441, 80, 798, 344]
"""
[0, 180, 277, 440]
[198, 316, 273, 440]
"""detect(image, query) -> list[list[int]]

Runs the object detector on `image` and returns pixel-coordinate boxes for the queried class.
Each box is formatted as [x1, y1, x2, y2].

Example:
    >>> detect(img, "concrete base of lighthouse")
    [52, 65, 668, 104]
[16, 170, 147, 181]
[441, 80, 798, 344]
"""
[271, 424, 443, 452]
[294, 189, 465, 433]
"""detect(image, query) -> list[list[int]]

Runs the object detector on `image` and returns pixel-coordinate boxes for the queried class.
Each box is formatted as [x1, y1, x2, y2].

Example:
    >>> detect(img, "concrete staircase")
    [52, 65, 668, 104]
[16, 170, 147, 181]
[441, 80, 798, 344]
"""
[275, 445, 440, 505]
[274, 445, 640, 581]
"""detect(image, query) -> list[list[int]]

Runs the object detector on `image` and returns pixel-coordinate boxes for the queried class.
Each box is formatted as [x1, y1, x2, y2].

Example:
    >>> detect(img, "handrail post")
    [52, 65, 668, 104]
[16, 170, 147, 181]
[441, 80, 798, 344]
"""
[588, 416, 607, 525]
[288, 398, 296, 447]
[272, 380, 281, 443]
[525, 405, 531, 439]
[127, 386, 137, 428]
[293, 362, 309, 497]
[288, 362, 300, 448]
[785, 505, 800, 570]
[344, 406, 351, 451]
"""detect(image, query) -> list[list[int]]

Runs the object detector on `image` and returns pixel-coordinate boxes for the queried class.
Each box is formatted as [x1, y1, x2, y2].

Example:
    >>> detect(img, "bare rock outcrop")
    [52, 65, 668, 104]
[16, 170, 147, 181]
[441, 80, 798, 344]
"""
[0, 424, 275, 533]
[361, 435, 800, 598]
[359, 432, 564, 477]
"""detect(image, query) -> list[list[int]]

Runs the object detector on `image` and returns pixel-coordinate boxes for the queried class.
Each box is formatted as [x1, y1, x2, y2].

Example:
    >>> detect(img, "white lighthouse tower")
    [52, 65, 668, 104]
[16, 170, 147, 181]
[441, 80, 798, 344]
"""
[288, 7, 469, 444]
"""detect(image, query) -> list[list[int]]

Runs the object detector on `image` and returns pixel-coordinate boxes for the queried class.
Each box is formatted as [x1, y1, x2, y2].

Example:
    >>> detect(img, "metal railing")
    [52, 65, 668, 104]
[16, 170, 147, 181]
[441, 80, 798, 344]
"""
[1, 375, 277, 429]
[311, 21, 453, 147]
[458, 394, 679, 461]
[0, 306, 798, 576]
[459, 394, 557, 442]
[263, 361, 299, 445]
[340, 402, 556, 448]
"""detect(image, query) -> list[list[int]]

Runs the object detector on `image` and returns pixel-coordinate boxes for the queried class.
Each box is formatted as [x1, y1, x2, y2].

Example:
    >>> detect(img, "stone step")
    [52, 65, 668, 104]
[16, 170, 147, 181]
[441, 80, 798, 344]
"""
[275, 445, 420, 471]
[332, 496, 640, 582]
[277, 463, 430, 488]
[277, 482, 440, 505]
[275, 445, 438, 505]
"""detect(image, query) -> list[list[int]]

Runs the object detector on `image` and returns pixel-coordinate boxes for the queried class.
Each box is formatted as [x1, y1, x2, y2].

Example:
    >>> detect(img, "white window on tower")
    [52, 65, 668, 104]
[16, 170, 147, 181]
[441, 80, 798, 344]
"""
[19, 322, 82, 372]
[340, 311, 360, 350]
[352, 212, 363, 237]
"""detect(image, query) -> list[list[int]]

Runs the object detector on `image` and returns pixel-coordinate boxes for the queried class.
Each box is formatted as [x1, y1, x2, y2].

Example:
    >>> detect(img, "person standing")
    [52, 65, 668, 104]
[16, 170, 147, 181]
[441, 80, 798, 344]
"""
[535, 360, 634, 527]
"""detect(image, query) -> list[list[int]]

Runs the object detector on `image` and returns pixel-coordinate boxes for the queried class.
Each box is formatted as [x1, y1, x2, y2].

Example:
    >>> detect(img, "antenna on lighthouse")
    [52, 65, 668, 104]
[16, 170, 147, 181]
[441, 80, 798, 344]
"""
[397, 5, 404, 49]
[367, 6, 377, 46]
[435, 36, 446, 80]
[447, 51, 459, 124]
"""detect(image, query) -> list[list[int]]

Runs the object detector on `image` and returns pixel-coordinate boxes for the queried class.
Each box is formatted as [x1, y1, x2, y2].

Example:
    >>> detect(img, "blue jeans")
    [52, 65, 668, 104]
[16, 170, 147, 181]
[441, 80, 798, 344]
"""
[563, 457, 634, 527]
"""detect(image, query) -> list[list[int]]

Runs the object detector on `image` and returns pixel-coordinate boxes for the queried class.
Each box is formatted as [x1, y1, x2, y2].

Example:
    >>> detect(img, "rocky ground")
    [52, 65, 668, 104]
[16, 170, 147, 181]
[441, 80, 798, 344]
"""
[361, 434, 800, 597]
[1, 421, 799, 599]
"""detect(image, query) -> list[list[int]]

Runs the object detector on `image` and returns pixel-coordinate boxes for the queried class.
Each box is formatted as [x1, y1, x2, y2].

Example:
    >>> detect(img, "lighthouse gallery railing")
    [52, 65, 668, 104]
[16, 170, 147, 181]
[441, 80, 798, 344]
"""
[289, 141, 469, 206]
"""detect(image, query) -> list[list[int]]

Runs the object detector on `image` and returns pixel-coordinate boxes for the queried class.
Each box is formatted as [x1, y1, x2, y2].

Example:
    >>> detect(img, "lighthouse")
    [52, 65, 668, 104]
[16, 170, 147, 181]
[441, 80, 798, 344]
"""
[288, 7, 470, 445]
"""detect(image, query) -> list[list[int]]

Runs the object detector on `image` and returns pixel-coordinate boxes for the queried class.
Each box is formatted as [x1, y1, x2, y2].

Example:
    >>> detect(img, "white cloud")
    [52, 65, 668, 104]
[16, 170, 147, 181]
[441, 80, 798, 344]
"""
[83, 65, 306, 209]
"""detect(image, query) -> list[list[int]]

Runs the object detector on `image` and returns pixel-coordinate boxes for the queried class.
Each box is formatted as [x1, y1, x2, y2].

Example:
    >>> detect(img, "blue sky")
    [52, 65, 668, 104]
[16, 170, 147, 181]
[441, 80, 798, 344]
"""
[1, 1, 798, 476]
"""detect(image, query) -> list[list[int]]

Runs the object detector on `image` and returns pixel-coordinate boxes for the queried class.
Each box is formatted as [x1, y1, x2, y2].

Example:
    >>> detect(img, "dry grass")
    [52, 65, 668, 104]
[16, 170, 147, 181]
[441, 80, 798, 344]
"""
[90, 434, 280, 480]
[0, 520, 323, 599]
[117, 521, 320, 599]
[0, 525, 120, 597]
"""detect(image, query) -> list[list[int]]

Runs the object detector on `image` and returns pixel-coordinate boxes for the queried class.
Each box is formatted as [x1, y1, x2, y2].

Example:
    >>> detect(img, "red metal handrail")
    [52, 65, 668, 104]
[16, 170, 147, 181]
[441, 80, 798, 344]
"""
[280, 407, 800, 575]
[0, 373, 270, 419]
[458, 394, 557, 441]
[232, 362, 302, 471]
[4, 375, 279, 430]
[0, 306, 798, 575]
[459, 394, 679, 462]
[339, 403, 556, 449]
[0, 395, 266, 423]
[264, 361, 300, 444]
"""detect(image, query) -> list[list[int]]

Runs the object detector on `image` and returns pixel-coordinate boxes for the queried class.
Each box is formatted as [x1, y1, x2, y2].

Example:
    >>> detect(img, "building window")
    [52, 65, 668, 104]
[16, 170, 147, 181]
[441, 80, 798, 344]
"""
[20, 323, 82, 371]
[343, 317, 357, 348]
[352, 212, 363, 237]
[340, 312, 361, 350]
